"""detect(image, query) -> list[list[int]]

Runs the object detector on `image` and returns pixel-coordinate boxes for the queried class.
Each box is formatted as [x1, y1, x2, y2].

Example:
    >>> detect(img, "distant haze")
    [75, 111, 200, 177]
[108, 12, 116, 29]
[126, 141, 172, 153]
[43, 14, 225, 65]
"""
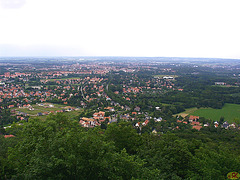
[0, 0, 240, 59]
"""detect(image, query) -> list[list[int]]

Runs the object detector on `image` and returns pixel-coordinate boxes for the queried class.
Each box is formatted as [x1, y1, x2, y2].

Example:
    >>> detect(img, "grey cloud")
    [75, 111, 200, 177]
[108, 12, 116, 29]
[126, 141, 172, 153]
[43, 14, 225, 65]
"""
[0, 0, 26, 9]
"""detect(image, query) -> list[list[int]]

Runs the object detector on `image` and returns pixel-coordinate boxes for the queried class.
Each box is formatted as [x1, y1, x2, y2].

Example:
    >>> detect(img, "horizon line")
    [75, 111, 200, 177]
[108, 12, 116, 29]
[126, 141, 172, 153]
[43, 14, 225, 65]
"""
[1, 55, 240, 60]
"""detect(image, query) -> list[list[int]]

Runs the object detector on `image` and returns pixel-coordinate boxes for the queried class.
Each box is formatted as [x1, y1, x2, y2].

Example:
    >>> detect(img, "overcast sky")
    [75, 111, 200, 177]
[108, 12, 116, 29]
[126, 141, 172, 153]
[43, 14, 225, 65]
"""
[0, 0, 240, 58]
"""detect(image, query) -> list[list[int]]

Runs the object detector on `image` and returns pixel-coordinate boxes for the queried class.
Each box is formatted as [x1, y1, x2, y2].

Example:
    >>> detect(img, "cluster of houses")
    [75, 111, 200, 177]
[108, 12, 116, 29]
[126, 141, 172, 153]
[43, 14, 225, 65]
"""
[177, 115, 239, 131]
[78, 101, 240, 133]
[1, 63, 181, 116]
[0, 72, 31, 78]
[135, 117, 162, 128]
[214, 121, 237, 129]
[0, 75, 109, 110]
[123, 87, 141, 93]
[79, 111, 112, 128]
[79, 105, 159, 129]
[2, 63, 240, 135]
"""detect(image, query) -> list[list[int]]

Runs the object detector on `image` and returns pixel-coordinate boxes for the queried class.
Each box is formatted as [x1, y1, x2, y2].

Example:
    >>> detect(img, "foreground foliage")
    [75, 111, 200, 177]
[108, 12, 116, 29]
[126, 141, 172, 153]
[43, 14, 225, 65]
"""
[1, 113, 240, 179]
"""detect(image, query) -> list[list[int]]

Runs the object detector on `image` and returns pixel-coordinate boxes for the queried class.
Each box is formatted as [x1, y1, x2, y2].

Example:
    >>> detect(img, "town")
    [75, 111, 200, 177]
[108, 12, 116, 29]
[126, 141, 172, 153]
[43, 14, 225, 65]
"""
[1, 57, 240, 133]
[1, 57, 240, 179]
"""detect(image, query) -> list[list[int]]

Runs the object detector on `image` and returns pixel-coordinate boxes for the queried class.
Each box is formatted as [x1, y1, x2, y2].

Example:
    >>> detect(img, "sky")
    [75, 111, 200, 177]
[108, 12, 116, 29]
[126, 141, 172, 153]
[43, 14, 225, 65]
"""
[0, 0, 240, 58]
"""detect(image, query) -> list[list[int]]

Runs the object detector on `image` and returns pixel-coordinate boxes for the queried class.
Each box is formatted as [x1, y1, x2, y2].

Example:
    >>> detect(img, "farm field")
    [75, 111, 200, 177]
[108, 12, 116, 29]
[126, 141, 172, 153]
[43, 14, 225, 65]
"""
[190, 103, 240, 123]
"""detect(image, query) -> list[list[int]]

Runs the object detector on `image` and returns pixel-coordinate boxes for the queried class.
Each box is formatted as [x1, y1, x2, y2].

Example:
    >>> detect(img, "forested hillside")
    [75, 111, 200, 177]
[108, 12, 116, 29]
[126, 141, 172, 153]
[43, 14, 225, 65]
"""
[1, 113, 239, 179]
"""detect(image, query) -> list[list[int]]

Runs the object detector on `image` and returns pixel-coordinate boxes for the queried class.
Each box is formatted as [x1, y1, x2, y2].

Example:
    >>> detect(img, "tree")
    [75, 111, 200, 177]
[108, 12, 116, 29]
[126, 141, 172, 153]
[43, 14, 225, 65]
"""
[104, 122, 143, 154]
[8, 114, 84, 179]
[138, 133, 196, 179]
[219, 116, 224, 125]
[0, 135, 17, 179]
[192, 145, 240, 179]
[6, 114, 157, 179]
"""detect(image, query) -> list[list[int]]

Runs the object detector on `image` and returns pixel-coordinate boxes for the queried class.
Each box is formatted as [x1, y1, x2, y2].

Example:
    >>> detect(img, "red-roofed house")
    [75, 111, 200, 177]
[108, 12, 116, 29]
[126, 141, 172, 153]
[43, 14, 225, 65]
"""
[142, 120, 149, 126]
[191, 121, 200, 125]
[192, 125, 202, 131]
[4, 135, 15, 138]
[189, 115, 199, 122]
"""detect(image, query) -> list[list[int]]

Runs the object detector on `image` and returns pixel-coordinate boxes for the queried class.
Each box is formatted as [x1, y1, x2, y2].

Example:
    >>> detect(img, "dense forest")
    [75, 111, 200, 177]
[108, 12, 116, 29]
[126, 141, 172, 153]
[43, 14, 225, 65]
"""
[1, 113, 239, 179]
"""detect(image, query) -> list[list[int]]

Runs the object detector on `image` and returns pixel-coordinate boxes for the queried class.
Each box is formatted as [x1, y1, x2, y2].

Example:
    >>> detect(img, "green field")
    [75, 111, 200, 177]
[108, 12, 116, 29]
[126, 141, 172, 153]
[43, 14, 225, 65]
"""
[28, 110, 82, 121]
[15, 104, 79, 116]
[190, 103, 240, 123]
[15, 103, 82, 121]
[174, 107, 198, 118]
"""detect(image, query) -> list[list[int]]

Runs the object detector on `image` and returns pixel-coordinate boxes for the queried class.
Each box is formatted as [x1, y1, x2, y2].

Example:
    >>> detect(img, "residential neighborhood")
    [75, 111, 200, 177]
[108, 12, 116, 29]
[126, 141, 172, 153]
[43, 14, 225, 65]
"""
[1, 58, 240, 134]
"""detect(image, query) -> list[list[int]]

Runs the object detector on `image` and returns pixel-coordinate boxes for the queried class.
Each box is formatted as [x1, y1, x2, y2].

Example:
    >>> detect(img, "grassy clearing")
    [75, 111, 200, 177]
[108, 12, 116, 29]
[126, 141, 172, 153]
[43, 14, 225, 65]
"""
[175, 104, 240, 123]
[28, 110, 83, 121]
[191, 103, 240, 123]
[174, 107, 198, 118]
[16, 103, 83, 122]
[15, 103, 73, 116]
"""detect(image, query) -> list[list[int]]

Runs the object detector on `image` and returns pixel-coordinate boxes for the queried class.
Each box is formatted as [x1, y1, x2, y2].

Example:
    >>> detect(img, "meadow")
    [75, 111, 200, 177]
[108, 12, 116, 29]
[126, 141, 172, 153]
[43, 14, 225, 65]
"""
[15, 104, 67, 115]
[15, 103, 82, 121]
[190, 103, 240, 123]
[175, 107, 198, 118]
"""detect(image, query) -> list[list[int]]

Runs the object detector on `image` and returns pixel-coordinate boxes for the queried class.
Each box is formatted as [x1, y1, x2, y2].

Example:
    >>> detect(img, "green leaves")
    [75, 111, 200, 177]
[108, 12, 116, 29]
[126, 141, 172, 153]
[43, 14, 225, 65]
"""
[2, 113, 240, 179]
[5, 114, 153, 179]
[104, 122, 143, 154]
